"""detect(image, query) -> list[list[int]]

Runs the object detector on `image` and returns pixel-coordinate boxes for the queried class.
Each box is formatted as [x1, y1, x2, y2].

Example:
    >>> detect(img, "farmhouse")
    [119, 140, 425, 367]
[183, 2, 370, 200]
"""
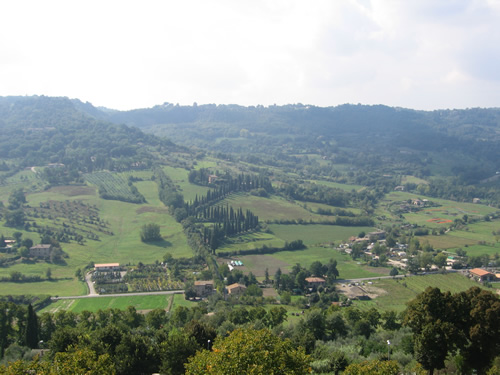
[305, 277, 326, 288]
[469, 268, 494, 282]
[208, 175, 218, 184]
[29, 244, 52, 259]
[94, 263, 120, 272]
[226, 283, 247, 296]
[412, 199, 424, 207]
[194, 280, 215, 297]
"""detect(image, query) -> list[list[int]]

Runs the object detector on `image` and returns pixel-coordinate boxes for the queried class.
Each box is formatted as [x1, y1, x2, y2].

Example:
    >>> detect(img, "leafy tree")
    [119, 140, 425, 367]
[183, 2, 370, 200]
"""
[245, 284, 263, 297]
[140, 223, 161, 242]
[185, 328, 311, 375]
[5, 210, 25, 227]
[389, 267, 399, 277]
[403, 287, 461, 374]
[7, 188, 26, 210]
[343, 359, 400, 375]
[433, 252, 448, 268]
[159, 329, 199, 375]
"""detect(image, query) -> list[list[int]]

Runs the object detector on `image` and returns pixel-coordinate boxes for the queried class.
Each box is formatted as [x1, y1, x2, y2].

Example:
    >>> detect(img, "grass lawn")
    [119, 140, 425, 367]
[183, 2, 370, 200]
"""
[221, 194, 332, 222]
[248, 246, 387, 279]
[216, 232, 285, 254]
[307, 180, 364, 192]
[0, 279, 87, 297]
[39, 294, 176, 313]
[162, 166, 211, 202]
[170, 293, 200, 309]
[268, 224, 375, 245]
[0, 180, 192, 296]
[351, 273, 486, 312]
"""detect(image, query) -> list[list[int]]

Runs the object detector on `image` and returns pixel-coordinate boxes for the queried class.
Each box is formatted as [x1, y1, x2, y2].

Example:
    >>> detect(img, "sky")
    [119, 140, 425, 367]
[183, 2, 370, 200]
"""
[1, 0, 500, 111]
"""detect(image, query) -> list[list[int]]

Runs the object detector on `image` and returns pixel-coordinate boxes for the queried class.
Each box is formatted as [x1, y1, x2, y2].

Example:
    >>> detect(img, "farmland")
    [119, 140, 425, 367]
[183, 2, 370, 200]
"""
[351, 272, 487, 312]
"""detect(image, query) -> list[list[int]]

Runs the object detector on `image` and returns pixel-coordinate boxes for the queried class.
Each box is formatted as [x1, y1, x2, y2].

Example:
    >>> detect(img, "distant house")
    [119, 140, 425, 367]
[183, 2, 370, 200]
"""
[227, 283, 247, 296]
[470, 268, 494, 282]
[394, 186, 405, 191]
[412, 199, 424, 207]
[473, 198, 481, 204]
[208, 175, 218, 184]
[94, 263, 120, 272]
[29, 244, 52, 259]
[305, 277, 326, 288]
[194, 280, 215, 297]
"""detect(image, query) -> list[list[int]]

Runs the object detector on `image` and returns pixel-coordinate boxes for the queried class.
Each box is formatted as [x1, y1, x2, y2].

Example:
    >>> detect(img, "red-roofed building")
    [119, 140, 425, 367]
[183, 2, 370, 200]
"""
[95, 263, 120, 272]
[470, 268, 494, 282]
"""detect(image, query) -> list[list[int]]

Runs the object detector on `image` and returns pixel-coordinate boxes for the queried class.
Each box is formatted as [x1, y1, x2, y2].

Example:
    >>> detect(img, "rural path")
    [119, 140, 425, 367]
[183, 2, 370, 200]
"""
[52, 289, 184, 300]
[85, 271, 98, 296]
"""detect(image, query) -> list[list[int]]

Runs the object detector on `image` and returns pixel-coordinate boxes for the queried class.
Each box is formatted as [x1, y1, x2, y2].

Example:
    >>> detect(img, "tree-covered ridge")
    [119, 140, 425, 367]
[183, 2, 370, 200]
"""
[0, 96, 180, 183]
[101, 102, 500, 198]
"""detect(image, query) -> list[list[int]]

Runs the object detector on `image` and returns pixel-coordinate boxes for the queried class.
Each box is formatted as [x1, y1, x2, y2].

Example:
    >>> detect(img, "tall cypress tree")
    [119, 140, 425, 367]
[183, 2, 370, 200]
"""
[25, 303, 39, 349]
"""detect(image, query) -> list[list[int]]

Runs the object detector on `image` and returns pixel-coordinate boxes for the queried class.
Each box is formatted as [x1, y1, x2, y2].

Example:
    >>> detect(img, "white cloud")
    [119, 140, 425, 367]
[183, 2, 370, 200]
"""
[0, 0, 499, 110]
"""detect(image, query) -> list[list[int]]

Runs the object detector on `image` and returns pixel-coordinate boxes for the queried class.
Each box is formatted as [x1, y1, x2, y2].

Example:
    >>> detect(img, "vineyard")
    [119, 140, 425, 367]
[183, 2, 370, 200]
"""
[84, 171, 146, 203]
[24, 200, 113, 244]
[124, 264, 183, 292]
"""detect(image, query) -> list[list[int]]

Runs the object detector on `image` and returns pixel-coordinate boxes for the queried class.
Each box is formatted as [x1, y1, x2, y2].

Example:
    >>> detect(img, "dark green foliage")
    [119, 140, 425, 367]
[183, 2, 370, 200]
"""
[404, 286, 500, 374]
[24, 304, 38, 349]
[140, 223, 161, 242]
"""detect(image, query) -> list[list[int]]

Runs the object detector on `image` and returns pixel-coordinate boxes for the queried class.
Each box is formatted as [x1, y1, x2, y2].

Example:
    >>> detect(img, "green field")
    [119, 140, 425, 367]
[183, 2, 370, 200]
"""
[221, 194, 332, 222]
[38, 292, 200, 314]
[307, 179, 364, 192]
[162, 166, 210, 202]
[39, 294, 174, 313]
[268, 224, 375, 245]
[0, 176, 192, 296]
[233, 246, 388, 279]
[351, 273, 487, 312]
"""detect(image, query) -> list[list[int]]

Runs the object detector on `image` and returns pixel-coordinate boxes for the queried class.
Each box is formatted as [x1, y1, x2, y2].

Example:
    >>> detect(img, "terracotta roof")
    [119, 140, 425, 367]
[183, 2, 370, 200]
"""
[227, 283, 246, 290]
[95, 263, 120, 268]
[470, 268, 492, 276]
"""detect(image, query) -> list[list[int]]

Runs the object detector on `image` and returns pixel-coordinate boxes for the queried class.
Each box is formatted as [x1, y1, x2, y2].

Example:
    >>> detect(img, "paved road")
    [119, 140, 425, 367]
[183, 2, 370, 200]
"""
[52, 290, 184, 300]
[85, 271, 97, 296]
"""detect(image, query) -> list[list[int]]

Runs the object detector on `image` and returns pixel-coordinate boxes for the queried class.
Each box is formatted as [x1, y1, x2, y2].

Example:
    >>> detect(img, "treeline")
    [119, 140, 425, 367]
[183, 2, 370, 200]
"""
[188, 169, 273, 191]
[2, 286, 500, 374]
[217, 239, 305, 257]
[266, 216, 374, 226]
[186, 172, 273, 216]
[202, 207, 259, 253]
[153, 167, 184, 209]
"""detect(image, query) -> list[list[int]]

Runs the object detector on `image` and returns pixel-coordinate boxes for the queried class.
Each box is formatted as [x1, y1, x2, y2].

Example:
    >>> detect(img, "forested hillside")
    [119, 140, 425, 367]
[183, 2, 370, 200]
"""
[1, 96, 500, 374]
[0, 96, 182, 185]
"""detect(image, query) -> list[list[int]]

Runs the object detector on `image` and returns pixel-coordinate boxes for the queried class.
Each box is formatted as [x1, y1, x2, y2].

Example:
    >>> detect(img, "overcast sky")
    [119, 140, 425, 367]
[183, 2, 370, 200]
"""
[1, 0, 499, 111]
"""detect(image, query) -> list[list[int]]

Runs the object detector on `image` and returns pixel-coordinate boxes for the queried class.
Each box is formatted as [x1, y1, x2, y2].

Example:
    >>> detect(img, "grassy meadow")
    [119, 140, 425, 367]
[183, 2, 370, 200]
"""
[40, 294, 184, 313]
[0, 171, 192, 296]
[352, 273, 487, 312]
